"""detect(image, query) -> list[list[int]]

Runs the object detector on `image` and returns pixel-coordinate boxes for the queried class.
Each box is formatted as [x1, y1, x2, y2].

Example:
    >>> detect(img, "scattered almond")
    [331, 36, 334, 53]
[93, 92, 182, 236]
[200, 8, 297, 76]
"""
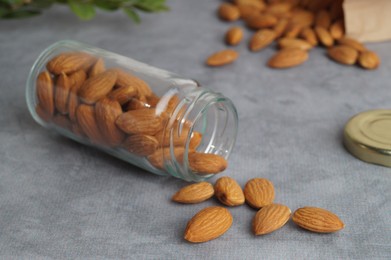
[206, 49, 239, 67]
[172, 182, 214, 204]
[249, 29, 276, 52]
[328, 45, 358, 65]
[278, 38, 312, 50]
[273, 18, 289, 39]
[244, 178, 275, 209]
[188, 153, 228, 175]
[292, 207, 345, 233]
[218, 3, 240, 21]
[338, 37, 367, 52]
[246, 14, 278, 29]
[358, 51, 381, 70]
[268, 48, 308, 68]
[253, 204, 291, 235]
[315, 26, 334, 47]
[214, 176, 245, 206]
[225, 26, 244, 46]
[299, 27, 318, 46]
[329, 19, 344, 40]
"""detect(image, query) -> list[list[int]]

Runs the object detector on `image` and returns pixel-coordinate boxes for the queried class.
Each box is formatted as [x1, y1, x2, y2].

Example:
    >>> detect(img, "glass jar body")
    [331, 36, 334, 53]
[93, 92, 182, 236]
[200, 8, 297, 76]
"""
[26, 40, 238, 182]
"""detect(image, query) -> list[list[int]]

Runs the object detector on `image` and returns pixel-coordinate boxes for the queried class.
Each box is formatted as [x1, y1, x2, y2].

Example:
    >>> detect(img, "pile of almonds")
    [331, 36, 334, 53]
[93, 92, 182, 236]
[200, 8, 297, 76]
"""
[172, 177, 344, 243]
[35, 52, 227, 175]
[206, 0, 380, 69]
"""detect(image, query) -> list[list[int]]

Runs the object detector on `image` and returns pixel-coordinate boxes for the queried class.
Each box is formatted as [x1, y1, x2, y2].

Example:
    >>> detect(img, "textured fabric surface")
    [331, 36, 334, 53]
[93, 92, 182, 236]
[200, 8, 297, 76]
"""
[0, 1, 390, 259]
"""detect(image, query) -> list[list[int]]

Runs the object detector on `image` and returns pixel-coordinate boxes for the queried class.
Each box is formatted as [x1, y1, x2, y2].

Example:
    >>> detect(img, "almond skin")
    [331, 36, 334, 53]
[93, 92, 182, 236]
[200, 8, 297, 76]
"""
[249, 29, 276, 52]
[123, 134, 159, 156]
[36, 71, 54, 116]
[225, 26, 244, 46]
[290, 9, 314, 28]
[76, 104, 105, 145]
[328, 45, 358, 65]
[244, 178, 275, 209]
[125, 97, 148, 111]
[268, 48, 308, 69]
[284, 24, 302, 39]
[113, 68, 152, 97]
[237, 4, 261, 20]
[330, 19, 344, 40]
[188, 153, 228, 175]
[278, 38, 313, 50]
[273, 18, 289, 39]
[253, 204, 291, 235]
[148, 147, 185, 169]
[300, 27, 318, 46]
[214, 176, 245, 206]
[95, 98, 125, 146]
[315, 26, 334, 47]
[246, 14, 278, 29]
[358, 51, 380, 70]
[338, 37, 366, 52]
[292, 207, 345, 233]
[218, 3, 240, 21]
[184, 206, 233, 243]
[116, 108, 164, 135]
[172, 182, 214, 204]
[206, 50, 239, 67]
[78, 69, 117, 105]
[54, 72, 71, 114]
[68, 70, 87, 122]
[108, 86, 138, 105]
[46, 52, 95, 75]
[315, 9, 331, 29]
[265, 2, 292, 15]
[88, 58, 105, 77]
[234, 0, 265, 11]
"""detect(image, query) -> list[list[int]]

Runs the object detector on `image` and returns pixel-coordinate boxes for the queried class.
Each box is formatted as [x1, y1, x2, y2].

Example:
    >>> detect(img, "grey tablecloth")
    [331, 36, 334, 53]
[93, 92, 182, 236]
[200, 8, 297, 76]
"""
[1, 1, 390, 259]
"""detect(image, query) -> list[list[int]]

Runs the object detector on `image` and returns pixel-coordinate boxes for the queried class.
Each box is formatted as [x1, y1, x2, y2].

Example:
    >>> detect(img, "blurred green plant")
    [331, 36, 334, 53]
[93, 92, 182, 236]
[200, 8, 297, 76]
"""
[0, 0, 168, 22]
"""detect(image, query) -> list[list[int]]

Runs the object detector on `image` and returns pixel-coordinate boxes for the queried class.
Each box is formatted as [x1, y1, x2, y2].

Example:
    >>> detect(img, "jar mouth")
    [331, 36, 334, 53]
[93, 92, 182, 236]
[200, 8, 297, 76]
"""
[162, 88, 238, 182]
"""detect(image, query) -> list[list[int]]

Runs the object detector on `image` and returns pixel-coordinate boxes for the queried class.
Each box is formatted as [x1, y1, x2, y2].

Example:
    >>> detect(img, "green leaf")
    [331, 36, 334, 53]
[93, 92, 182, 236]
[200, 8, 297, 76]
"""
[122, 7, 140, 23]
[134, 0, 168, 12]
[67, 0, 95, 20]
[94, 0, 119, 11]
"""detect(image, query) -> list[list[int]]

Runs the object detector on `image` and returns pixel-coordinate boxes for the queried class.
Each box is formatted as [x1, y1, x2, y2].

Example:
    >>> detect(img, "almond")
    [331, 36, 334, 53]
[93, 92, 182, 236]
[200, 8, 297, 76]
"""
[268, 48, 308, 69]
[249, 29, 276, 52]
[95, 98, 125, 146]
[184, 206, 233, 243]
[54, 72, 71, 114]
[283, 23, 302, 38]
[265, 3, 292, 15]
[188, 152, 227, 175]
[328, 45, 358, 65]
[290, 9, 314, 28]
[358, 51, 380, 70]
[78, 69, 117, 104]
[116, 108, 164, 135]
[218, 3, 240, 21]
[125, 97, 148, 111]
[108, 86, 138, 105]
[315, 9, 331, 29]
[225, 26, 243, 46]
[189, 131, 202, 150]
[244, 178, 275, 209]
[278, 38, 312, 50]
[234, 0, 265, 11]
[146, 94, 160, 108]
[299, 27, 318, 46]
[253, 204, 291, 235]
[88, 58, 105, 77]
[46, 52, 95, 75]
[68, 70, 87, 121]
[36, 71, 54, 116]
[329, 19, 344, 40]
[314, 26, 334, 47]
[35, 104, 51, 122]
[214, 176, 245, 206]
[123, 134, 159, 156]
[246, 14, 278, 29]
[172, 182, 214, 204]
[237, 4, 260, 20]
[113, 68, 152, 97]
[155, 121, 191, 147]
[76, 104, 105, 144]
[273, 18, 289, 39]
[338, 37, 366, 52]
[52, 114, 72, 130]
[148, 147, 185, 169]
[292, 207, 345, 233]
[206, 50, 239, 67]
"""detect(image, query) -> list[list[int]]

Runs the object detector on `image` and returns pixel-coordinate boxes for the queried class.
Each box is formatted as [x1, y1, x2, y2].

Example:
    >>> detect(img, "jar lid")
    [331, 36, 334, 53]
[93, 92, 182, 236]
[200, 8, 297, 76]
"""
[343, 110, 391, 167]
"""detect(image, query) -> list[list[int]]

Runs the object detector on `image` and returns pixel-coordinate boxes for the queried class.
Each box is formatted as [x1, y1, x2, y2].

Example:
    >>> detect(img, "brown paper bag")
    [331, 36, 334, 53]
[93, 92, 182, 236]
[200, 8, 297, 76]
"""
[344, 0, 391, 42]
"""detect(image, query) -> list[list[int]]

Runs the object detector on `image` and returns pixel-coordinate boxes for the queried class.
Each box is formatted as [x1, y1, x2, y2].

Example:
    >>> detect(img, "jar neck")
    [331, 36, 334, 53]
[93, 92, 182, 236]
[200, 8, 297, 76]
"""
[162, 87, 238, 182]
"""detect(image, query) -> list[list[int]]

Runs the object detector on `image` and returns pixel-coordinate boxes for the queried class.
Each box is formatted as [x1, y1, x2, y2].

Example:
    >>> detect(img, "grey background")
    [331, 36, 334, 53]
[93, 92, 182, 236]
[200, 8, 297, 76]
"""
[1, 0, 390, 259]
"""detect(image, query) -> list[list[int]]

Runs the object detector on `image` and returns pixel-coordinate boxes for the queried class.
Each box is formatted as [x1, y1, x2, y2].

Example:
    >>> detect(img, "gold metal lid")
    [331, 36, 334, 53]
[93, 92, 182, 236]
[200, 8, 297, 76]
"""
[343, 109, 391, 167]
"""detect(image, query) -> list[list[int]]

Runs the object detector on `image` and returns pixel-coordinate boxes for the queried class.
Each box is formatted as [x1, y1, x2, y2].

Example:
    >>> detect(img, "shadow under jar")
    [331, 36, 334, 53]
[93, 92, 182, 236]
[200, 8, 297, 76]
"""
[26, 40, 238, 182]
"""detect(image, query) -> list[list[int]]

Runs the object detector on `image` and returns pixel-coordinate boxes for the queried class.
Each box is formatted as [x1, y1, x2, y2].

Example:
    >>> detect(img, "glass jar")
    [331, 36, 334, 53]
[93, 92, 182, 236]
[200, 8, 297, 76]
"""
[26, 40, 238, 182]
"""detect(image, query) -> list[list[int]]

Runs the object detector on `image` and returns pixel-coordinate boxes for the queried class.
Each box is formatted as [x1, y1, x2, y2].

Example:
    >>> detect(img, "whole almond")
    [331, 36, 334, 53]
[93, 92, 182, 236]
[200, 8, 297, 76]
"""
[358, 51, 380, 70]
[315, 9, 331, 29]
[123, 134, 159, 156]
[54, 72, 71, 114]
[315, 26, 334, 47]
[253, 204, 291, 235]
[188, 152, 228, 175]
[68, 70, 87, 121]
[328, 45, 358, 65]
[95, 98, 125, 146]
[76, 104, 105, 144]
[273, 18, 289, 39]
[249, 29, 276, 52]
[246, 14, 278, 29]
[218, 3, 240, 21]
[148, 147, 185, 169]
[36, 71, 54, 116]
[206, 50, 239, 67]
[284, 24, 302, 39]
[189, 131, 202, 150]
[338, 37, 366, 52]
[268, 48, 308, 69]
[116, 108, 164, 135]
[88, 58, 105, 77]
[265, 3, 292, 15]
[300, 27, 318, 46]
[234, 0, 265, 11]
[278, 38, 312, 50]
[172, 182, 214, 204]
[79, 69, 117, 104]
[237, 4, 260, 20]
[225, 26, 243, 46]
[108, 86, 138, 105]
[125, 97, 148, 111]
[329, 20, 344, 40]
[292, 207, 345, 233]
[52, 114, 72, 130]
[113, 68, 152, 97]
[244, 178, 275, 209]
[290, 9, 314, 28]
[214, 176, 245, 206]
[46, 52, 95, 75]
[184, 206, 233, 243]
